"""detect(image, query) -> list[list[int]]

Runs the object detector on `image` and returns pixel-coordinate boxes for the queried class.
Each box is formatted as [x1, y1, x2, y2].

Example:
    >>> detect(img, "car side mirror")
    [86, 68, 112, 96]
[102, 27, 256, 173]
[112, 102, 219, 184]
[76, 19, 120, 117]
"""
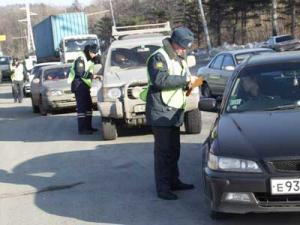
[224, 65, 235, 71]
[32, 78, 40, 84]
[198, 97, 219, 113]
[187, 55, 196, 68]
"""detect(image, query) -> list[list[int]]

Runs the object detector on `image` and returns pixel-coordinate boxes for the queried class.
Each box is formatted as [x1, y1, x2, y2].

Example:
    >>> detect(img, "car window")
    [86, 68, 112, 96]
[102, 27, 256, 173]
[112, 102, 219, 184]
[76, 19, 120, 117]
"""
[222, 55, 235, 69]
[210, 55, 224, 70]
[110, 45, 160, 70]
[275, 35, 293, 43]
[44, 67, 70, 81]
[0, 57, 9, 65]
[226, 63, 300, 112]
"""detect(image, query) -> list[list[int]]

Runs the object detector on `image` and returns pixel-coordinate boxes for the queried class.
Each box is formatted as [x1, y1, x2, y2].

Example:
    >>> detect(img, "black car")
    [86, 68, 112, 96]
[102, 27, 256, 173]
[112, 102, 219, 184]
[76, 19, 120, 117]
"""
[200, 52, 300, 219]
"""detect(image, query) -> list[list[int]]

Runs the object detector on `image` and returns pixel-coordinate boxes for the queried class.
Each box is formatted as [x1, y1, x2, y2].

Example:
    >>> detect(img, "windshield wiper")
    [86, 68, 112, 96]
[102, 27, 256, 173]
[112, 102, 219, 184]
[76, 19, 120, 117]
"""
[266, 104, 300, 111]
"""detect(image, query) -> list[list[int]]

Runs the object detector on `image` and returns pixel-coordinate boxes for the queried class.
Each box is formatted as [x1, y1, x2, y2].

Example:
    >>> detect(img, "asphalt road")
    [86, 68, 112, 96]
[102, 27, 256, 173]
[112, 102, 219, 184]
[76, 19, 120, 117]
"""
[1, 83, 300, 225]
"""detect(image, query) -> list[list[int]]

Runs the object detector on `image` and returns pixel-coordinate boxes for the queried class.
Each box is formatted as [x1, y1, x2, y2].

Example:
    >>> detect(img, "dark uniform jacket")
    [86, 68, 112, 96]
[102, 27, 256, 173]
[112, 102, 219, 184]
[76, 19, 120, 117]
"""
[146, 38, 188, 127]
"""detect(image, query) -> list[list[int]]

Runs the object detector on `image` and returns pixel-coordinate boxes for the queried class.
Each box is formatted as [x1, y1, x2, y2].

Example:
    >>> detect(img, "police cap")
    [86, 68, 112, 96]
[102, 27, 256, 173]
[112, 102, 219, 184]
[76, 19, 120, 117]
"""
[84, 44, 98, 54]
[171, 27, 194, 49]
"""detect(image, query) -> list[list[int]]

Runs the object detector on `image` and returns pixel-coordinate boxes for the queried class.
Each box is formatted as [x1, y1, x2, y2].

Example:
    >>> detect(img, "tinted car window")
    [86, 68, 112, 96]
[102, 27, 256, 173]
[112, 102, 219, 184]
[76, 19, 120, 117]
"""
[0, 57, 9, 65]
[210, 55, 224, 70]
[44, 67, 70, 81]
[226, 63, 300, 112]
[222, 55, 235, 68]
[110, 45, 160, 70]
[276, 35, 293, 43]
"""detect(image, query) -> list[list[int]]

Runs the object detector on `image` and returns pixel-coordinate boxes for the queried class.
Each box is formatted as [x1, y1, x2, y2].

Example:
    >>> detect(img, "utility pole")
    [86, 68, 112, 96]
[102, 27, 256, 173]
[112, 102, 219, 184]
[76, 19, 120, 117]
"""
[272, 0, 279, 36]
[19, 2, 36, 54]
[109, 0, 116, 27]
[197, 0, 212, 52]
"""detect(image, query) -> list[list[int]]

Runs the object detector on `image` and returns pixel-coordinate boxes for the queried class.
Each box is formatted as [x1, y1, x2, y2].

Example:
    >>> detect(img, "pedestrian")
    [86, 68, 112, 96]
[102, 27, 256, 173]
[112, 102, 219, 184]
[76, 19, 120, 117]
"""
[145, 27, 199, 200]
[68, 44, 100, 135]
[11, 58, 25, 103]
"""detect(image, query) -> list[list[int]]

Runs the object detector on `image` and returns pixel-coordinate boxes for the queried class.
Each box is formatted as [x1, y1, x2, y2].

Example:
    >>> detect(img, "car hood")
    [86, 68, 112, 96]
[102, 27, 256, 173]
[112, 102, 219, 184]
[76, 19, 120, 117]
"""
[43, 79, 69, 91]
[216, 110, 300, 159]
[104, 67, 147, 87]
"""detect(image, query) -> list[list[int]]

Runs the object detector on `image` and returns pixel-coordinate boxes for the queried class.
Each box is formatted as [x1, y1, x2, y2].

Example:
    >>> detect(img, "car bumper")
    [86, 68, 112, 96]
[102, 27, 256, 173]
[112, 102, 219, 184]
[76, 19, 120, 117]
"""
[47, 95, 97, 110]
[204, 168, 300, 214]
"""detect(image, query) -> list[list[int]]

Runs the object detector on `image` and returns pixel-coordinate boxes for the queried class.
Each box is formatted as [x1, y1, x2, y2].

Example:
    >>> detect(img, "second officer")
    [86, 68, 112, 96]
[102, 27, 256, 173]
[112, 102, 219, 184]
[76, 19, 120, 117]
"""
[68, 44, 98, 135]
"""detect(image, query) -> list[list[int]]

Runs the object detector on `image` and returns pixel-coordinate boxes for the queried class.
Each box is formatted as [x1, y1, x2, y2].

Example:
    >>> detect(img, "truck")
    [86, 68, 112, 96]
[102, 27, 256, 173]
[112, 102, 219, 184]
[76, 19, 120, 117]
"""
[33, 12, 100, 63]
[97, 22, 202, 140]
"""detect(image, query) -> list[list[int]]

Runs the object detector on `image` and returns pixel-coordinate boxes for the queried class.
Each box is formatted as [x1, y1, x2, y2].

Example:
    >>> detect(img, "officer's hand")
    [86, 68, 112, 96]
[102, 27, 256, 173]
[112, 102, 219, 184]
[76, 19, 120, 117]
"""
[93, 74, 103, 80]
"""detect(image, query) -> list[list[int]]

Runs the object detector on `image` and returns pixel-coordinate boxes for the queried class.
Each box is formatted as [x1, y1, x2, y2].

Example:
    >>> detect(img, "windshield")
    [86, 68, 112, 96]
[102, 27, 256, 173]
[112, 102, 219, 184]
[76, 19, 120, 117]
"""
[110, 45, 160, 70]
[276, 35, 294, 43]
[226, 63, 300, 112]
[44, 67, 70, 81]
[235, 51, 273, 64]
[0, 57, 10, 65]
[65, 39, 98, 52]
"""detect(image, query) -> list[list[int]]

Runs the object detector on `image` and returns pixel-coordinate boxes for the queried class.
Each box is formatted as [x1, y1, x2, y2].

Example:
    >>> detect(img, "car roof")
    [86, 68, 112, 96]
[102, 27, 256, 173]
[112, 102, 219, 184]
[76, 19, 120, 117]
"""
[110, 35, 166, 48]
[245, 51, 300, 67]
[41, 64, 71, 71]
[34, 62, 61, 67]
[219, 48, 273, 55]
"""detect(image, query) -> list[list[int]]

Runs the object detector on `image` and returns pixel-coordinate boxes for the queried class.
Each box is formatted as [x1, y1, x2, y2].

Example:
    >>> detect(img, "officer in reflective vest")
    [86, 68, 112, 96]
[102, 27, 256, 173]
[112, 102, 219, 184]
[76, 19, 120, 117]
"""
[146, 27, 198, 200]
[68, 44, 98, 135]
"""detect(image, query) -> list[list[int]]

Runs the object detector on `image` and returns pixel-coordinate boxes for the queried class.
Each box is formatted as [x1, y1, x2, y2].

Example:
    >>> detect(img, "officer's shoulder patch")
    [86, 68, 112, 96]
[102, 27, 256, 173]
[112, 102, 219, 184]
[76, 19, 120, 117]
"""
[155, 61, 164, 70]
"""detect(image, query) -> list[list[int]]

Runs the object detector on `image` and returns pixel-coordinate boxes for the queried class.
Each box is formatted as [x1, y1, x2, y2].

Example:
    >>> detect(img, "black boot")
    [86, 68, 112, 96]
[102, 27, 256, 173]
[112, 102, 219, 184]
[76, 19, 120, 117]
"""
[78, 116, 92, 135]
[157, 191, 178, 200]
[171, 181, 194, 191]
[86, 115, 98, 132]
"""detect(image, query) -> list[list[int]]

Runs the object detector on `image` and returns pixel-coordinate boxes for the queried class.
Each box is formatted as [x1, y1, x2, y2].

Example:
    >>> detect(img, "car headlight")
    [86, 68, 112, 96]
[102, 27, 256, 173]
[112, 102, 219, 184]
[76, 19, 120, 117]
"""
[207, 152, 262, 173]
[107, 88, 122, 100]
[47, 90, 63, 97]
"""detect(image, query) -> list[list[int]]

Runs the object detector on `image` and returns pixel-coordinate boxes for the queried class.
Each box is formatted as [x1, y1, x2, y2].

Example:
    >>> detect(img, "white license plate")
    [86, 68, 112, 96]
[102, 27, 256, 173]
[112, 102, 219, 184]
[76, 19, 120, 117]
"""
[134, 105, 145, 113]
[271, 178, 300, 195]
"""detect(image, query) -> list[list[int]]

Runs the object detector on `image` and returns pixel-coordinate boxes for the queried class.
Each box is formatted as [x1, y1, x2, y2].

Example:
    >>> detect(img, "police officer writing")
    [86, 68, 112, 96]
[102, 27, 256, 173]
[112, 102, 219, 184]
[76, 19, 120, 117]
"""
[11, 58, 25, 103]
[68, 44, 100, 135]
[146, 27, 200, 200]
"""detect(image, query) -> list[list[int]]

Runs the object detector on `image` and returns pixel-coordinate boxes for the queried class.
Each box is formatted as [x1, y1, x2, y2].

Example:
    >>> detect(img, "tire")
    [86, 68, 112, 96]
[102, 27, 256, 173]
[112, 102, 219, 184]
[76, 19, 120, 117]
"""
[101, 118, 117, 140]
[31, 97, 39, 113]
[38, 96, 48, 116]
[184, 109, 202, 134]
[201, 82, 212, 98]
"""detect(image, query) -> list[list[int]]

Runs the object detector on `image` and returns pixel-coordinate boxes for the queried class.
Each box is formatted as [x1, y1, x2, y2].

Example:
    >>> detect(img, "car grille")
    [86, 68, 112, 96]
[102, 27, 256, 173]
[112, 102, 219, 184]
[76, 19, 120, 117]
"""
[270, 160, 300, 173]
[255, 193, 300, 207]
[127, 84, 147, 100]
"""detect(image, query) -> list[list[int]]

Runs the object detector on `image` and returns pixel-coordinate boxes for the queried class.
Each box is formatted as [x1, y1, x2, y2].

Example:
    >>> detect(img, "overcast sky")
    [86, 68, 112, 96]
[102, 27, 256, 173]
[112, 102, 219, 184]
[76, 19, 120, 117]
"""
[0, 0, 94, 7]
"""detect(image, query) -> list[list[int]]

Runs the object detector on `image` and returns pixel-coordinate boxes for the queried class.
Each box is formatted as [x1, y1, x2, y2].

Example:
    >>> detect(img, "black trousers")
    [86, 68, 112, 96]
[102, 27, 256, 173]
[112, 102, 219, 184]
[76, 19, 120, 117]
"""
[74, 83, 93, 132]
[12, 80, 23, 102]
[152, 126, 181, 193]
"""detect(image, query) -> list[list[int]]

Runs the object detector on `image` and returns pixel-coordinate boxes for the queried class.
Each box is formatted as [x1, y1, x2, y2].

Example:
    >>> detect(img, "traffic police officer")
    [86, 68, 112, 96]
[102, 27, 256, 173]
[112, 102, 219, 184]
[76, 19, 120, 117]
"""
[68, 44, 98, 135]
[146, 27, 198, 200]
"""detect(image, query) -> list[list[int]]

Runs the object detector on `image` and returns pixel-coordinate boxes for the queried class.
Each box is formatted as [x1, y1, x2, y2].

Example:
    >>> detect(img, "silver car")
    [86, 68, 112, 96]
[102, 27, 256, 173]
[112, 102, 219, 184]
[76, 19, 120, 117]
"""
[197, 48, 274, 98]
[30, 64, 99, 115]
[24, 62, 61, 96]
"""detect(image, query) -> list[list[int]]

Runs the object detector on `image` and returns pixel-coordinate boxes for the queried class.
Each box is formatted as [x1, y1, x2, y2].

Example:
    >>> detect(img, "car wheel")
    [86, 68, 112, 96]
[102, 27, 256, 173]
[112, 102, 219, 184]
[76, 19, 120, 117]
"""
[38, 96, 48, 116]
[31, 97, 39, 113]
[184, 109, 202, 134]
[201, 83, 212, 98]
[101, 118, 117, 140]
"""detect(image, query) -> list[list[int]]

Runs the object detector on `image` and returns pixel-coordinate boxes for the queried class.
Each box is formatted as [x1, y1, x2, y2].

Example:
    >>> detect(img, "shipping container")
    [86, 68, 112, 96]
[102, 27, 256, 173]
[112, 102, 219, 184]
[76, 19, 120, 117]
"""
[33, 12, 88, 62]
